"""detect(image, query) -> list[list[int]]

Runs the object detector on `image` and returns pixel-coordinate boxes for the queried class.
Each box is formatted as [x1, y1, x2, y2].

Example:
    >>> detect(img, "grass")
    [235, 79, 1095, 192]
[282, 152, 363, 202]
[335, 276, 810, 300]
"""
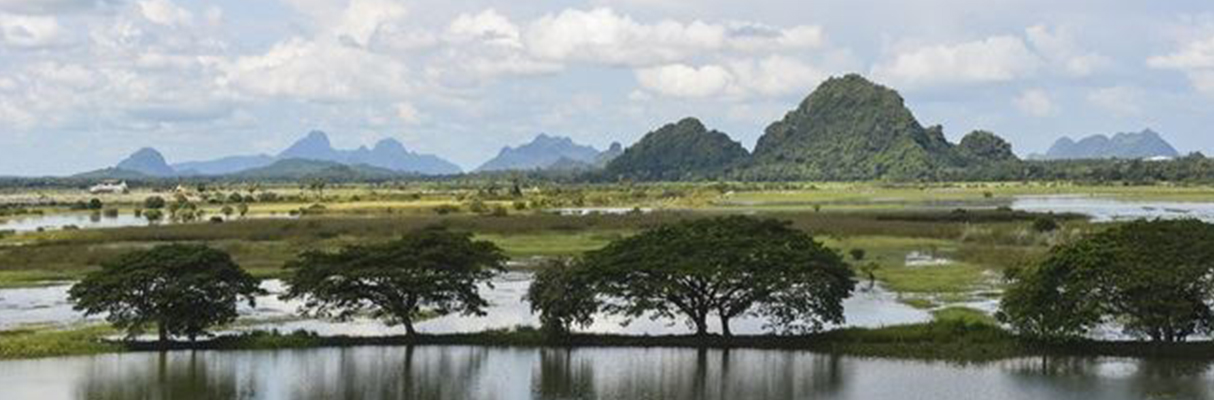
[0, 270, 86, 288]
[477, 231, 627, 257]
[931, 306, 998, 325]
[0, 325, 121, 360]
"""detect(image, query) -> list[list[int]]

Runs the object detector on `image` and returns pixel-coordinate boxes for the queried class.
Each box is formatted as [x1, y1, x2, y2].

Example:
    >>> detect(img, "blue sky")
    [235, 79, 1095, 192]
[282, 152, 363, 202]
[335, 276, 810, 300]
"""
[2, 0, 1214, 175]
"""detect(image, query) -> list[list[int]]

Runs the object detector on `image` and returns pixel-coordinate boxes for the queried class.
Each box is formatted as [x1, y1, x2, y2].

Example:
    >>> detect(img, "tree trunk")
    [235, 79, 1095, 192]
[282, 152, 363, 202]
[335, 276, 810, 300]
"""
[403, 317, 416, 336]
[693, 315, 709, 336]
[158, 323, 168, 345]
[719, 314, 732, 337]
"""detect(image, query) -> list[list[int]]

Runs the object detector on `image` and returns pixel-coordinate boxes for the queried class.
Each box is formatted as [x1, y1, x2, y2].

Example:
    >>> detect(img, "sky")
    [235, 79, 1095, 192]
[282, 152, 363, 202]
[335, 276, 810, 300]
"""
[2, 0, 1214, 175]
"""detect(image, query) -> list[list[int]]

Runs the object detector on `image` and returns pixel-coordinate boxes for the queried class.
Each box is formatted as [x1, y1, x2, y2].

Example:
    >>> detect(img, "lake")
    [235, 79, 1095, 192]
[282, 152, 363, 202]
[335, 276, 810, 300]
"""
[0, 346, 1209, 400]
[0, 212, 153, 233]
[1011, 195, 1214, 222]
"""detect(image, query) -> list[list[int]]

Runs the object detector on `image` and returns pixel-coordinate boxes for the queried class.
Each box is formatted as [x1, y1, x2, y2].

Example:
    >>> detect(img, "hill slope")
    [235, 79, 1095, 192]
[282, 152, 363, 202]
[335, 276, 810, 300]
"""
[115, 148, 175, 177]
[746, 74, 1018, 180]
[603, 118, 749, 181]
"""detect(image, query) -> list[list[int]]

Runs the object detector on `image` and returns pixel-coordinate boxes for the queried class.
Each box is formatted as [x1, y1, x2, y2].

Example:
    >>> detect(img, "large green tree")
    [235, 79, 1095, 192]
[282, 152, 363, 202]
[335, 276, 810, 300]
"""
[581, 216, 854, 336]
[68, 244, 264, 343]
[526, 258, 601, 336]
[999, 219, 1214, 342]
[281, 227, 506, 335]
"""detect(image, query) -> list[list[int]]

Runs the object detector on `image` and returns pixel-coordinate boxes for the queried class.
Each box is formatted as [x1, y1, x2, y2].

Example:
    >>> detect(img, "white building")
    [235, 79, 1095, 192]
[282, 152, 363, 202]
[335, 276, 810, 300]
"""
[89, 181, 129, 194]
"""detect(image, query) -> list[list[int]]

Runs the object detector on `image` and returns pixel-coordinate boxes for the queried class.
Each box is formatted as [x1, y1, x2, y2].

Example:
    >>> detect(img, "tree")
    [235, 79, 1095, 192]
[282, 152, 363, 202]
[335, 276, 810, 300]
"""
[526, 258, 600, 336]
[87, 198, 103, 210]
[999, 219, 1214, 342]
[281, 227, 506, 335]
[582, 216, 854, 336]
[143, 209, 163, 224]
[68, 245, 264, 343]
[221, 205, 234, 218]
[237, 202, 249, 218]
[144, 196, 166, 210]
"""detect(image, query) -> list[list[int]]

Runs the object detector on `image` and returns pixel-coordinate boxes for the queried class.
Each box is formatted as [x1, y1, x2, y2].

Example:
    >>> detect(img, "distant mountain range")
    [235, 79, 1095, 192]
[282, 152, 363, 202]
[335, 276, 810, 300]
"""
[88, 131, 462, 178]
[476, 134, 611, 172]
[75, 74, 1199, 183]
[1036, 130, 1180, 160]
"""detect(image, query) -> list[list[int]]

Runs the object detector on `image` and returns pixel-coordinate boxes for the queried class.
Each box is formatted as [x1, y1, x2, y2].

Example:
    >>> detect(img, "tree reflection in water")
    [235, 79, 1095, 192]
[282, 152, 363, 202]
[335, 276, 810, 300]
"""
[530, 348, 845, 400]
[1008, 356, 1213, 400]
[76, 351, 255, 400]
[290, 346, 490, 400]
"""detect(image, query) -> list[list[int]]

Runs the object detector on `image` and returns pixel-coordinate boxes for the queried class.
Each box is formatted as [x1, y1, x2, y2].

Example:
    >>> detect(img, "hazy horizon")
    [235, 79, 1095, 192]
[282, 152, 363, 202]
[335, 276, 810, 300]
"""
[3, 0, 1214, 175]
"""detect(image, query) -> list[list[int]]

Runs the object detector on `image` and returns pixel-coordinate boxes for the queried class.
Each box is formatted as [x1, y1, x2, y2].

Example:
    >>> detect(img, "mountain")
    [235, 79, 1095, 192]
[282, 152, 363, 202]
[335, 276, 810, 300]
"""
[957, 130, 1017, 163]
[233, 159, 402, 181]
[603, 118, 749, 181]
[357, 138, 462, 175]
[747, 74, 1013, 180]
[594, 142, 624, 167]
[476, 134, 602, 172]
[1042, 130, 1180, 160]
[115, 148, 175, 177]
[278, 130, 345, 162]
[173, 154, 276, 176]
[276, 131, 461, 175]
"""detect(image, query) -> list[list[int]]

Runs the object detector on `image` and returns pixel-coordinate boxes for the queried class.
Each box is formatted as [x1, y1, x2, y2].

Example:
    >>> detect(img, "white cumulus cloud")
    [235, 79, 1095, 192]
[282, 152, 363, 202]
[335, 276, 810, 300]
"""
[0, 13, 67, 48]
[873, 36, 1043, 88]
[522, 7, 822, 67]
[138, 0, 192, 27]
[1150, 35, 1214, 95]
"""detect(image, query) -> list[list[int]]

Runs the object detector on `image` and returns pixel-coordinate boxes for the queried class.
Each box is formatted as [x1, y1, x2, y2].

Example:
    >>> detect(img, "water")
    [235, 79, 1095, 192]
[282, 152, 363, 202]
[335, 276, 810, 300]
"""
[0, 213, 152, 233]
[0, 347, 1210, 400]
[1011, 195, 1214, 222]
[0, 274, 930, 334]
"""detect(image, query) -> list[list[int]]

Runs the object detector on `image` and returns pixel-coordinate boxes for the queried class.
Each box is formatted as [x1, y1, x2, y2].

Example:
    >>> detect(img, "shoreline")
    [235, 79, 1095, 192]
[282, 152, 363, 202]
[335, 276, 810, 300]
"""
[9, 321, 1214, 363]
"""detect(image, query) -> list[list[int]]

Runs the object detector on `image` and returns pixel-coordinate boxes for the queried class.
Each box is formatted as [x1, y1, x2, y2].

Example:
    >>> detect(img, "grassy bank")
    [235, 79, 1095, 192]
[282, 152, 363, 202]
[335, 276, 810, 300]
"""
[8, 307, 1214, 362]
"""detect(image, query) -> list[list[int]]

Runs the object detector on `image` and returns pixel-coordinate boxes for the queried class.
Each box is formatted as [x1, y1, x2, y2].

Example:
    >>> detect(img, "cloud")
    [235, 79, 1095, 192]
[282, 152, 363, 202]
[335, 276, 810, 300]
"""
[522, 7, 822, 67]
[0, 0, 116, 15]
[220, 38, 412, 101]
[1087, 86, 1141, 116]
[448, 9, 521, 48]
[1013, 88, 1054, 117]
[635, 56, 826, 98]
[635, 64, 732, 98]
[873, 25, 1108, 89]
[333, 0, 407, 47]
[1025, 25, 1108, 77]
[0, 13, 68, 48]
[873, 36, 1042, 88]
[1149, 35, 1214, 95]
[137, 0, 190, 27]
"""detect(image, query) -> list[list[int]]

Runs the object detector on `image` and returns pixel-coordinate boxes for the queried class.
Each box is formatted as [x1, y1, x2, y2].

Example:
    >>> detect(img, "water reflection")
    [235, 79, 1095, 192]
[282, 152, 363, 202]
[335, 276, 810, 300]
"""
[0, 347, 1206, 400]
[1007, 356, 1214, 400]
[76, 352, 256, 400]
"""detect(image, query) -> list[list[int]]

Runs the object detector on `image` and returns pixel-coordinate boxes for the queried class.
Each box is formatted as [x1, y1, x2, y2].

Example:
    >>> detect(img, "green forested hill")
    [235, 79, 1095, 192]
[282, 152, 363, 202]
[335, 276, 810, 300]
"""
[602, 118, 749, 181]
[745, 74, 993, 181]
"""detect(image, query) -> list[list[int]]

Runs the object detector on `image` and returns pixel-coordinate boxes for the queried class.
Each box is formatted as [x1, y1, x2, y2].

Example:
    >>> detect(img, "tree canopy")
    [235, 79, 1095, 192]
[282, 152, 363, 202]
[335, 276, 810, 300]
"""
[578, 215, 854, 336]
[68, 244, 264, 343]
[999, 219, 1214, 342]
[281, 226, 506, 335]
[525, 258, 601, 336]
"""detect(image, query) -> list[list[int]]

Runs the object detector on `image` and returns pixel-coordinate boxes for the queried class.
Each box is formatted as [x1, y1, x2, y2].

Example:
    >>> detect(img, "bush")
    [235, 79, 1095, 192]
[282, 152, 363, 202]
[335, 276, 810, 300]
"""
[1032, 217, 1059, 233]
